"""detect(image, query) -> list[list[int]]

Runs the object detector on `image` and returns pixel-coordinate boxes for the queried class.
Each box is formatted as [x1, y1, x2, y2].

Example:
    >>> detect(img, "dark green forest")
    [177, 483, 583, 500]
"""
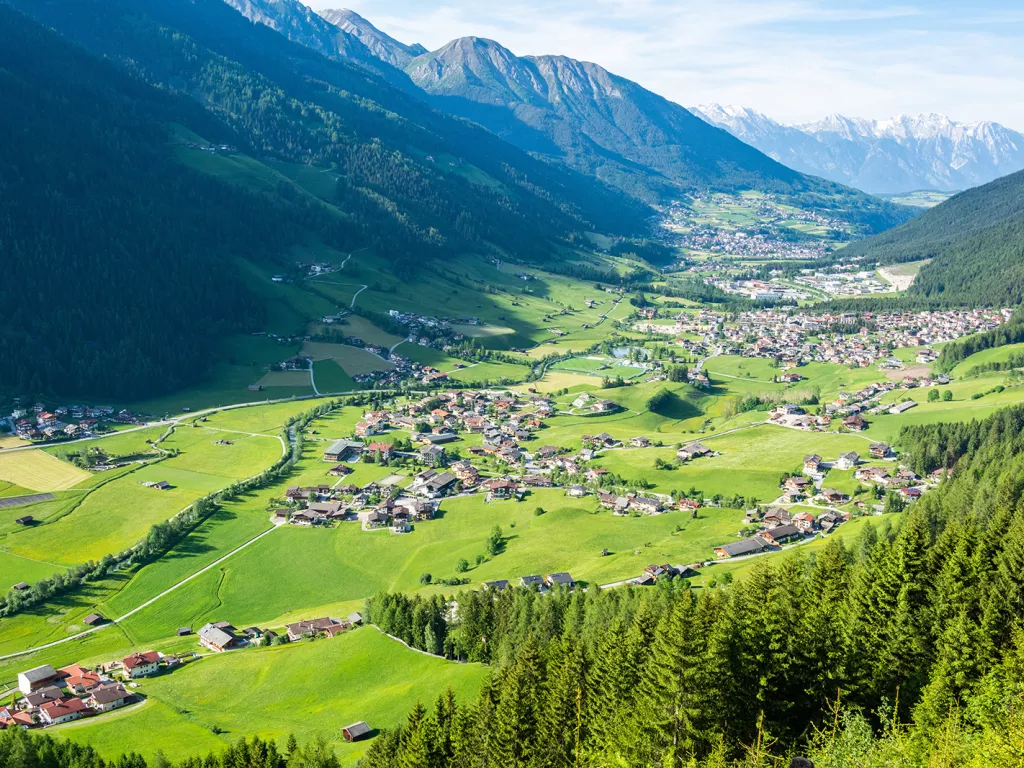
[0, 6, 356, 398]
[840, 169, 1024, 306]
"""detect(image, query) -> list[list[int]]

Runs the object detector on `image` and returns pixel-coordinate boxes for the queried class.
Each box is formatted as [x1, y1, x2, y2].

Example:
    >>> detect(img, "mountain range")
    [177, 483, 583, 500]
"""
[223, 0, 909, 233]
[691, 104, 1024, 195]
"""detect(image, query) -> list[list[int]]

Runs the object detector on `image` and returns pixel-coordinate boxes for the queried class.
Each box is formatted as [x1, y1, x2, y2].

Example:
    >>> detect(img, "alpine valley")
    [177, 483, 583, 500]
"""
[4, 2, 1024, 768]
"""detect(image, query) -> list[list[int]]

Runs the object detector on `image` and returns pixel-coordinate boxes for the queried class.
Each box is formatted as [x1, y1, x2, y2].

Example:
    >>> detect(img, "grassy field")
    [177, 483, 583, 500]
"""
[55, 628, 488, 765]
[312, 360, 358, 392]
[303, 341, 395, 376]
[0, 449, 91, 491]
[951, 342, 1024, 378]
[447, 362, 531, 384]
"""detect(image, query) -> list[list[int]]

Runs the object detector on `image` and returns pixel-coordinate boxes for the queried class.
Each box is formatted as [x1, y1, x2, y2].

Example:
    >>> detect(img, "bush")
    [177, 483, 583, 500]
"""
[534, 507, 546, 516]
[455, 558, 469, 573]
[419, 573, 432, 585]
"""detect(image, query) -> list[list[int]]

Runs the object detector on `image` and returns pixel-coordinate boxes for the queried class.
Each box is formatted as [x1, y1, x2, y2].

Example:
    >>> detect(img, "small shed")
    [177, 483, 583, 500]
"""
[83, 613, 105, 626]
[343, 721, 371, 742]
[177, 627, 192, 636]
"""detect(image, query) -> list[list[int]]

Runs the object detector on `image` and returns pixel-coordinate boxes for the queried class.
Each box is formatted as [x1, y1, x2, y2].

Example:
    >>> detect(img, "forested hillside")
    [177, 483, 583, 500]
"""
[351, 403, 1024, 767]
[841, 169, 1024, 305]
[8, 0, 647, 273]
[0, 6, 354, 398]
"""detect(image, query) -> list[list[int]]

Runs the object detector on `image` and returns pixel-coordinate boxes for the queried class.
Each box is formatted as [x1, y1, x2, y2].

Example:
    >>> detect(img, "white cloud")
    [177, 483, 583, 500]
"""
[306, 0, 1024, 128]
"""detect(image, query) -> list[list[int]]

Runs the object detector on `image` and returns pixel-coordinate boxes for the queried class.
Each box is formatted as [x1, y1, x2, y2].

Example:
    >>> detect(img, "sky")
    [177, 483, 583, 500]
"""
[306, 0, 1024, 128]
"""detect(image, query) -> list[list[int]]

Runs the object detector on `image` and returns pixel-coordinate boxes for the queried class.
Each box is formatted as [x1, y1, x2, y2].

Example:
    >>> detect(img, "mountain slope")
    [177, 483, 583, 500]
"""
[319, 7, 426, 68]
[841, 169, 1024, 305]
[693, 104, 1024, 194]
[8, 0, 647, 272]
[0, 3, 355, 399]
[219, 1, 909, 234]
[403, 37, 909, 232]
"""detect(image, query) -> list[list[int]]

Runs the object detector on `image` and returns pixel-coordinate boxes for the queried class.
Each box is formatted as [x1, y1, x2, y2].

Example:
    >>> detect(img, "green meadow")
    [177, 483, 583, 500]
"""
[54, 628, 488, 766]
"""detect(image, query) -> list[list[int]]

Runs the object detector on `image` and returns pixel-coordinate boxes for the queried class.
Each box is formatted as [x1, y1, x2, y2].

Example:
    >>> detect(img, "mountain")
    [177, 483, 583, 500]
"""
[7, 0, 647, 270]
[840, 169, 1024, 305]
[318, 7, 426, 68]
[213, 1, 909, 234]
[0, 3, 352, 398]
[692, 104, 1024, 195]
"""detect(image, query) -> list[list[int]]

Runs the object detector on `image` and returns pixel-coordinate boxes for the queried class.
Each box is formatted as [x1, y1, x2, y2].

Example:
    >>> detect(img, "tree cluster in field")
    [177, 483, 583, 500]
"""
[355, 402, 1024, 767]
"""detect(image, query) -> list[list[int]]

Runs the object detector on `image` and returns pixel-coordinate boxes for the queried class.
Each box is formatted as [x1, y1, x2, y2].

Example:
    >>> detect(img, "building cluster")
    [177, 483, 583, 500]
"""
[194, 613, 363, 654]
[792, 269, 891, 296]
[4, 402, 142, 443]
[721, 308, 1009, 368]
[6, 650, 179, 729]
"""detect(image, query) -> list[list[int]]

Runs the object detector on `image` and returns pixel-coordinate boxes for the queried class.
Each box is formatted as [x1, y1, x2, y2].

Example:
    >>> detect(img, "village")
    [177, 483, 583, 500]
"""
[1, 401, 144, 443]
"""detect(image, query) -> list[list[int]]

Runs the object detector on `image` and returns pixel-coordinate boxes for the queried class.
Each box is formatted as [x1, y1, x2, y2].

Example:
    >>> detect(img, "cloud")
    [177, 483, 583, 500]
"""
[306, 0, 1024, 127]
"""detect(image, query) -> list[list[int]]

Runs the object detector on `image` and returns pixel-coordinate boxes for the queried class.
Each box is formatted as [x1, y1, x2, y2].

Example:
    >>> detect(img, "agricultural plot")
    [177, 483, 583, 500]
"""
[302, 341, 394, 376]
[0, 449, 90, 491]
[57, 629, 488, 766]
[1, 427, 283, 579]
[447, 362, 531, 384]
[312, 359, 358, 393]
[951, 342, 1024, 377]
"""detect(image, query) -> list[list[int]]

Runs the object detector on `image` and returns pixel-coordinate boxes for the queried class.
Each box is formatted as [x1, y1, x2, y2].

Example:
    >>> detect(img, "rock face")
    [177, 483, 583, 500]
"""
[318, 8, 426, 68]
[691, 104, 1024, 194]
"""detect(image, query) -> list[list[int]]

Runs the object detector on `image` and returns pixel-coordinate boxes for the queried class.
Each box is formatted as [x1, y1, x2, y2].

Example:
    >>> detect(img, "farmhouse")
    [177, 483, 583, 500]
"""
[803, 454, 823, 473]
[88, 684, 131, 713]
[835, 452, 860, 470]
[121, 651, 161, 679]
[39, 697, 89, 725]
[760, 524, 803, 545]
[678, 442, 712, 461]
[198, 623, 239, 653]
[286, 617, 344, 642]
[870, 443, 892, 459]
[18, 664, 60, 695]
[714, 536, 772, 558]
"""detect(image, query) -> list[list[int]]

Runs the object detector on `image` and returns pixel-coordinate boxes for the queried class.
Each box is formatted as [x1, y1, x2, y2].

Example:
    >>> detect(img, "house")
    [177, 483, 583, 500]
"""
[198, 623, 238, 653]
[290, 509, 327, 526]
[286, 617, 343, 642]
[714, 536, 772, 558]
[869, 443, 891, 459]
[565, 485, 589, 498]
[121, 651, 161, 679]
[60, 665, 102, 694]
[39, 698, 89, 725]
[784, 476, 811, 495]
[520, 575, 546, 590]
[243, 627, 277, 647]
[629, 497, 663, 515]
[323, 439, 363, 462]
[18, 665, 60, 695]
[329, 464, 353, 477]
[0, 706, 35, 728]
[843, 414, 868, 431]
[545, 572, 575, 589]
[678, 498, 701, 513]
[343, 721, 372, 742]
[88, 684, 131, 713]
[677, 442, 712, 461]
[793, 512, 817, 533]
[409, 469, 458, 498]
[820, 488, 849, 504]
[348, 612, 363, 626]
[760, 524, 803, 545]
[803, 455, 823, 473]
[835, 452, 860, 470]
[419, 445, 446, 466]
[900, 486, 923, 500]
[482, 580, 510, 592]
[483, 478, 517, 501]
